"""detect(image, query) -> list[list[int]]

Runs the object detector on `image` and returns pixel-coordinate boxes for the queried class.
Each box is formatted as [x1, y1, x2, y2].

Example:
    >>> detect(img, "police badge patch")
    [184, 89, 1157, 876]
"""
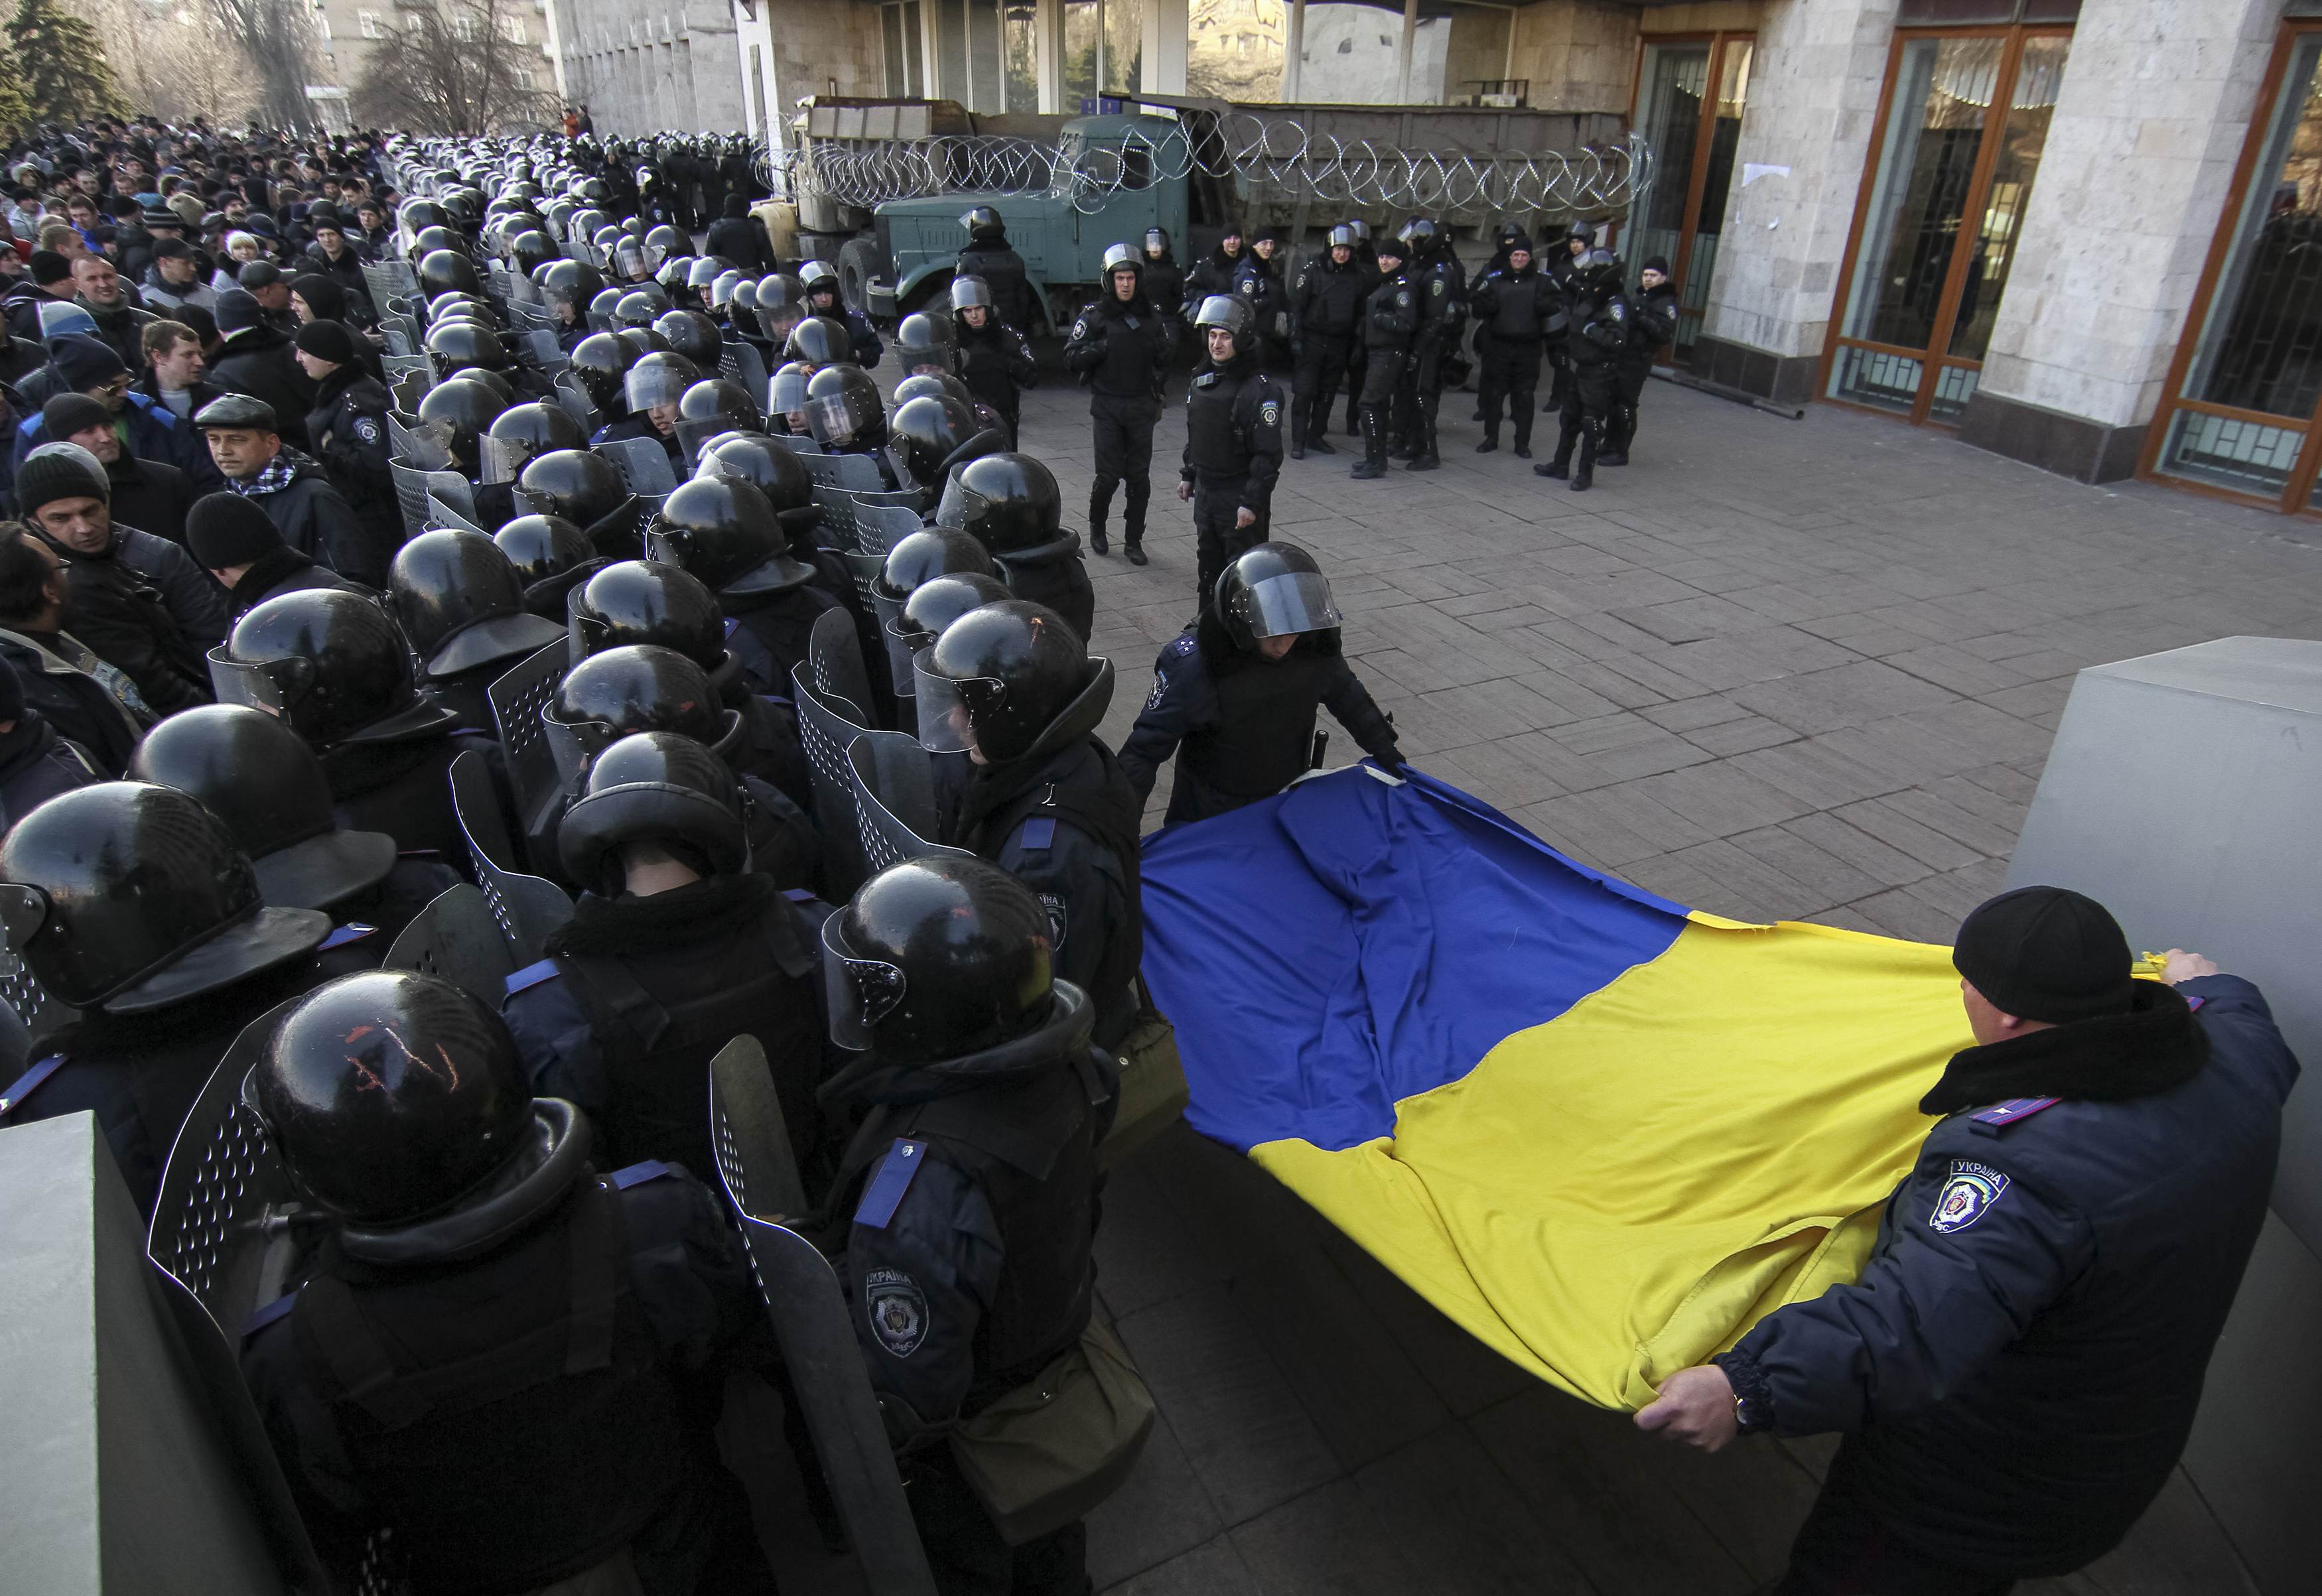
[1038, 892, 1067, 949]
[1929, 1160, 2010, 1234]
[1260, 400, 1280, 427]
[354, 417, 381, 444]
[865, 1268, 927, 1357]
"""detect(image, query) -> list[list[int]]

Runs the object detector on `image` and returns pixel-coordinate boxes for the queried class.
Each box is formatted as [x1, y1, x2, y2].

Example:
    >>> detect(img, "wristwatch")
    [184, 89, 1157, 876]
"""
[1732, 1391, 1771, 1435]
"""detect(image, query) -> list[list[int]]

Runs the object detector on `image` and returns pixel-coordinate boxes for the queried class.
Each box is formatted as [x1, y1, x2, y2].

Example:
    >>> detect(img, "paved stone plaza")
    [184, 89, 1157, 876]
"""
[769, 371, 2302, 1593]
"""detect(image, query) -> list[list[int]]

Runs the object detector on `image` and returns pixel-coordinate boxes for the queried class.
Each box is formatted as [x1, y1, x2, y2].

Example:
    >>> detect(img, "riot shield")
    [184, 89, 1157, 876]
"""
[791, 666, 873, 898]
[811, 484, 866, 555]
[424, 469, 478, 526]
[767, 432, 824, 456]
[0, 946, 77, 1047]
[486, 641, 571, 870]
[382, 884, 518, 1006]
[848, 732, 971, 874]
[718, 339, 770, 404]
[853, 502, 925, 563]
[598, 435, 679, 498]
[705, 1036, 937, 1596]
[448, 750, 575, 963]
[807, 604, 876, 728]
[800, 450, 888, 494]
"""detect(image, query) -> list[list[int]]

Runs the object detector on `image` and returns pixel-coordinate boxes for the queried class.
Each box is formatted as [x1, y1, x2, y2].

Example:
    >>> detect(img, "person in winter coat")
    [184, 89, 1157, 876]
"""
[1182, 222, 1245, 314]
[38, 393, 198, 545]
[1063, 245, 1172, 563]
[208, 287, 316, 452]
[69, 254, 156, 376]
[198, 392, 390, 588]
[11, 446, 220, 715]
[704, 195, 774, 275]
[139, 238, 218, 318]
[290, 319, 399, 562]
[1602, 255, 1678, 467]
[1234, 227, 1290, 371]
[7, 334, 216, 503]
[186, 492, 370, 618]
[952, 275, 1038, 448]
[955, 206, 1038, 334]
[0, 655, 99, 828]
[1140, 226, 1188, 358]
[0, 531, 150, 775]
[1640, 888, 2298, 1596]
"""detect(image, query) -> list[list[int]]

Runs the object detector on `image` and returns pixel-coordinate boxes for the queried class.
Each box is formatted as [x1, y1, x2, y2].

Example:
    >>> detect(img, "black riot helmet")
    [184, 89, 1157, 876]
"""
[612, 289, 663, 332]
[709, 269, 745, 311]
[1576, 246, 1623, 293]
[129, 705, 396, 913]
[550, 644, 728, 750]
[653, 308, 724, 366]
[510, 228, 558, 277]
[567, 560, 727, 671]
[586, 284, 626, 331]
[886, 393, 1002, 494]
[895, 572, 1011, 653]
[0, 782, 331, 1014]
[427, 291, 494, 327]
[916, 599, 1111, 764]
[653, 257, 694, 296]
[959, 205, 1004, 239]
[389, 529, 565, 681]
[493, 513, 606, 619]
[893, 310, 958, 375]
[517, 448, 640, 553]
[935, 452, 1063, 555]
[1397, 216, 1440, 256]
[414, 376, 508, 474]
[687, 257, 727, 294]
[1193, 294, 1255, 359]
[250, 971, 538, 1226]
[784, 316, 852, 369]
[409, 225, 462, 262]
[557, 731, 748, 894]
[644, 476, 815, 597]
[1566, 220, 1598, 253]
[1144, 227, 1173, 259]
[424, 320, 512, 381]
[480, 401, 587, 484]
[1327, 223, 1358, 252]
[1211, 541, 1345, 652]
[622, 350, 702, 418]
[544, 260, 608, 318]
[697, 431, 813, 513]
[804, 364, 886, 449]
[797, 259, 842, 306]
[565, 330, 642, 411]
[674, 378, 764, 460]
[213, 588, 460, 748]
[768, 359, 813, 421]
[417, 247, 482, 300]
[876, 528, 996, 605]
[949, 275, 995, 314]
[644, 224, 687, 267]
[753, 273, 805, 342]
[1100, 241, 1142, 287]
[822, 854, 1052, 1063]
[400, 198, 448, 234]
[890, 371, 980, 417]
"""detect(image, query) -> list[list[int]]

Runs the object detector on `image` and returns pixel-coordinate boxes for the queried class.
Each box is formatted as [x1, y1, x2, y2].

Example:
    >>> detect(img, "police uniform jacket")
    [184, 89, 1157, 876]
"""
[1716, 975, 2297, 1577]
[1179, 354, 1283, 511]
[957, 235, 1037, 332]
[240, 1146, 765, 1593]
[1063, 289, 1171, 399]
[1119, 612, 1401, 825]
[1412, 251, 1467, 348]
[1290, 255, 1367, 341]
[1363, 266, 1419, 354]
[303, 367, 401, 560]
[1471, 264, 1562, 346]
[990, 535, 1097, 644]
[957, 318, 1037, 419]
[1140, 253, 1186, 324]
[826, 984, 1113, 1441]
[1232, 251, 1286, 335]
[1618, 282, 1679, 384]
[1182, 246, 1242, 314]
[503, 872, 832, 1190]
[322, 726, 502, 862]
[1565, 289, 1629, 377]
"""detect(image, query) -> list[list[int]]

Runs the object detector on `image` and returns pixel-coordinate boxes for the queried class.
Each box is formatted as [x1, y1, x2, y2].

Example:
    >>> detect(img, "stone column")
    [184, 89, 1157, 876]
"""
[1958, 0, 2285, 483]
[1692, 0, 1901, 405]
[1143, 0, 1188, 94]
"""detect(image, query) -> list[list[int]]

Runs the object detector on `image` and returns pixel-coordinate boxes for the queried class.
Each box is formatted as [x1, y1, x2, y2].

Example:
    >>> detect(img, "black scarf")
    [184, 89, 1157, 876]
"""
[1920, 980, 2209, 1116]
[545, 871, 777, 958]
[227, 544, 318, 616]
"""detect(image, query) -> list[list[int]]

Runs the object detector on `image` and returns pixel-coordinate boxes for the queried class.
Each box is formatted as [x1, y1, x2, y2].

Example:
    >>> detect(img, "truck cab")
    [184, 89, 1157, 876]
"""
[870, 113, 1190, 332]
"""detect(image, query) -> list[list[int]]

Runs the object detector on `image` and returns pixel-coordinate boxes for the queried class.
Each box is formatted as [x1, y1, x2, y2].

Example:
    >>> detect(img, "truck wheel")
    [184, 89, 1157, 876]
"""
[838, 237, 886, 318]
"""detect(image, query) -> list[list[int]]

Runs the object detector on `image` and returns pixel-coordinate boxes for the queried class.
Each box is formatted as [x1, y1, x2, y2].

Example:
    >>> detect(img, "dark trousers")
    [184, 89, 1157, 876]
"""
[1088, 391, 1160, 544]
[1292, 332, 1353, 446]
[1552, 366, 1617, 477]
[1607, 364, 1651, 457]
[1773, 1451, 2017, 1596]
[1191, 475, 1267, 606]
[1477, 340, 1541, 448]
[904, 1447, 1091, 1596]
[1355, 352, 1402, 468]
[1343, 345, 1369, 434]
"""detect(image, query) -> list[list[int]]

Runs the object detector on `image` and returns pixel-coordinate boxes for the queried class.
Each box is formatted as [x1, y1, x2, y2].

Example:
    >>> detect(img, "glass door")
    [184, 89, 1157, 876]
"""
[1824, 26, 2071, 425]
[2145, 25, 2322, 512]
[1626, 32, 1753, 362]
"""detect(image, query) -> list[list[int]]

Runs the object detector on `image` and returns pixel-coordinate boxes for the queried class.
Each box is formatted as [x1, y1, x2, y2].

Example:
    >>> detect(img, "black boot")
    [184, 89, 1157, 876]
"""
[1570, 422, 1599, 492]
[1125, 539, 1147, 565]
[1513, 401, 1535, 459]
[1290, 405, 1308, 461]
[1350, 407, 1387, 479]
[1535, 423, 1575, 480]
[1308, 428, 1337, 456]
[1598, 405, 1632, 467]
[1088, 487, 1113, 555]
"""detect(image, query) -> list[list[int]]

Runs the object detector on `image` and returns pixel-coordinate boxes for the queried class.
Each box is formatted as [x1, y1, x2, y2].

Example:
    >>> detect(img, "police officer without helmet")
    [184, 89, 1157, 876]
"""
[1535, 247, 1627, 492]
[1638, 886, 2299, 1596]
[1349, 237, 1412, 480]
[937, 453, 1096, 645]
[1178, 295, 1284, 608]
[1064, 243, 1171, 565]
[1121, 543, 1402, 825]
[1286, 225, 1367, 461]
[820, 855, 1119, 1595]
[1604, 255, 1678, 468]
[1469, 233, 1562, 460]
[238, 970, 778, 1594]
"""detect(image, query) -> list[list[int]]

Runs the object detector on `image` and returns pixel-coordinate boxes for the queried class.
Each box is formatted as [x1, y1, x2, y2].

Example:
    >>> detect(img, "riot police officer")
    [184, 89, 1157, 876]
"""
[129, 704, 462, 972]
[820, 855, 1117, 1595]
[0, 781, 334, 1214]
[644, 474, 841, 702]
[210, 586, 499, 860]
[956, 206, 1037, 334]
[1396, 218, 1467, 472]
[1535, 247, 1627, 492]
[917, 600, 1142, 1051]
[496, 513, 610, 622]
[1349, 236, 1413, 481]
[239, 970, 777, 1594]
[1120, 543, 1403, 825]
[799, 260, 883, 367]
[1140, 226, 1187, 357]
[596, 348, 697, 471]
[1182, 220, 1244, 312]
[387, 528, 566, 735]
[1235, 226, 1290, 370]
[1339, 218, 1381, 440]
[935, 452, 1095, 643]
[951, 276, 1038, 448]
[1469, 234, 1562, 458]
[503, 729, 827, 1181]
[873, 527, 1000, 722]
[1063, 243, 1170, 563]
[1178, 295, 1285, 606]
[1603, 254, 1678, 467]
[1288, 224, 1367, 460]
[519, 446, 645, 558]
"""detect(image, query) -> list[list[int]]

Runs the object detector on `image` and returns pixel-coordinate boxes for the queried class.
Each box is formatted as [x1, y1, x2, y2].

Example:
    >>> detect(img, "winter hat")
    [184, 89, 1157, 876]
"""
[13, 447, 111, 516]
[29, 250, 71, 287]
[186, 492, 287, 568]
[49, 334, 129, 392]
[41, 393, 113, 441]
[194, 392, 279, 431]
[153, 236, 194, 261]
[293, 318, 358, 366]
[1952, 886, 2137, 1025]
[215, 287, 265, 338]
[289, 272, 347, 322]
[238, 259, 284, 290]
[1642, 255, 1671, 277]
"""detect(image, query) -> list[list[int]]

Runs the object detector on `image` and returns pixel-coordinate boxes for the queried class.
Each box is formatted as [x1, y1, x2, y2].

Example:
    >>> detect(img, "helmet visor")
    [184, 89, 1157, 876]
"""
[674, 416, 743, 463]
[478, 432, 532, 484]
[624, 364, 694, 414]
[756, 304, 801, 343]
[932, 474, 989, 534]
[804, 391, 869, 447]
[821, 911, 905, 1053]
[1240, 570, 1343, 639]
[911, 648, 981, 755]
[769, 366, 811, 414]
[207, 645, 304, 717]
[395, 415, 458, 471]
[950, 276, 992, 311]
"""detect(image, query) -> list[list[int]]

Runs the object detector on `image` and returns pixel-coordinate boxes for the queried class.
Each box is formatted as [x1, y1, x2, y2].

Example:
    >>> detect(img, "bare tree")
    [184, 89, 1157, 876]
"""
[351, 0, 555, 136]
[205, 0, 319, 131]
[78, 0, 262, 126]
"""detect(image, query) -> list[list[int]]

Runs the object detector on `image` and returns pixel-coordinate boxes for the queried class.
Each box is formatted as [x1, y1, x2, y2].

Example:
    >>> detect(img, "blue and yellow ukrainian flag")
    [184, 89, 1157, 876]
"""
[1138, 766, 1970, 1411]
